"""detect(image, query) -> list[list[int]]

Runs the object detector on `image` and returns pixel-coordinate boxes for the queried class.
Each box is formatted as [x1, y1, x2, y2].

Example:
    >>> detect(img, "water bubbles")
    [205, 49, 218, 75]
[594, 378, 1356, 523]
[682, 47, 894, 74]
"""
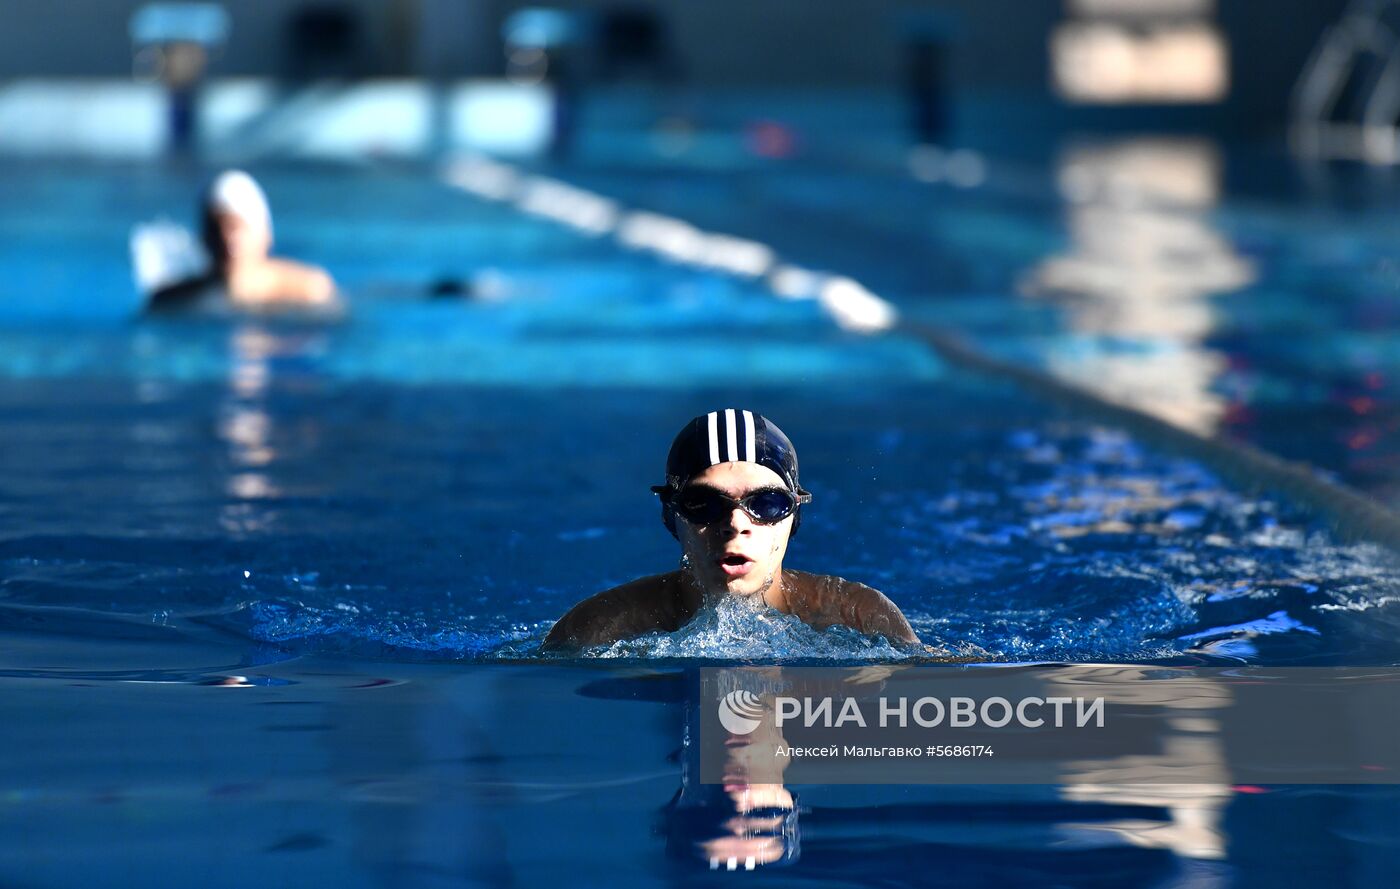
[581, 595, 915, 661]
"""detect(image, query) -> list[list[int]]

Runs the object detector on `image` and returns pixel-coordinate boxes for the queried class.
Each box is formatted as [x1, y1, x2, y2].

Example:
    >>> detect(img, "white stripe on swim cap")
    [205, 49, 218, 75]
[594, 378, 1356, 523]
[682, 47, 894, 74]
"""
[707, 411, 721, 465]
[742, 410, 756, 462]
[724, 409, 738, 462]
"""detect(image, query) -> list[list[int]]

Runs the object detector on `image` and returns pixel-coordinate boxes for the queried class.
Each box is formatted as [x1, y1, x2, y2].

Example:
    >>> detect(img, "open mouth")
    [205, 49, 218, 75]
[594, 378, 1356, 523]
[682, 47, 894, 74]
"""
[717, 554, 754, 577]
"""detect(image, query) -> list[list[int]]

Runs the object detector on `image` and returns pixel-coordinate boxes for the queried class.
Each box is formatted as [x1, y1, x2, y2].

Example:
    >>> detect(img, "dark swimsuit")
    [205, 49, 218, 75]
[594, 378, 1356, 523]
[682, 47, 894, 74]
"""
[145, 273, 229, 314]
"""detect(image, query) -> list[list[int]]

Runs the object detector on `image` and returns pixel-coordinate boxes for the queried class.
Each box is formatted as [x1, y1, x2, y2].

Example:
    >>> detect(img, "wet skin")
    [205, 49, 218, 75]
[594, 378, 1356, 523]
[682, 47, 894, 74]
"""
[215, 211, 337, 309]
[543, 462, 919, 650]
[148, 210, 337, 312]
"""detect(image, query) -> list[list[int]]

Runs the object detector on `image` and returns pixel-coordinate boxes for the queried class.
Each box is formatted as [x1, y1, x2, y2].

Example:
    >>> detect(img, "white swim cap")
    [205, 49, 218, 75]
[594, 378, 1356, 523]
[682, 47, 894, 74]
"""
[206, 170, 272, 237]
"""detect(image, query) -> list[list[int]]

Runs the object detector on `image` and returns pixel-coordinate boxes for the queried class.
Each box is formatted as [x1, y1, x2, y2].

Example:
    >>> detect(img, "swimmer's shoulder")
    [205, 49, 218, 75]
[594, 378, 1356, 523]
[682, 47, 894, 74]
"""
[229, 258, 337, 308]
[784, 569, 920, 644]
[268, 258, 336, 303]
[542, 571, 686, 650]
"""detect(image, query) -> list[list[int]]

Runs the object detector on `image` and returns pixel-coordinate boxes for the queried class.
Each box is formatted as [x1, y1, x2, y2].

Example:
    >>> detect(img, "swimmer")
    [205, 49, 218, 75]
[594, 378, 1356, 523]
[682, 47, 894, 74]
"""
[146, 170, 338, 312]
[544, 410, 919, 649]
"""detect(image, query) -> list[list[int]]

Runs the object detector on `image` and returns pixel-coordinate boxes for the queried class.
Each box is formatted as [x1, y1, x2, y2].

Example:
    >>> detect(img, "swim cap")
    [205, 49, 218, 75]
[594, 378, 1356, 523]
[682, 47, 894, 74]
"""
[652, 409, 811, 538]
[205, 170, 272, 237]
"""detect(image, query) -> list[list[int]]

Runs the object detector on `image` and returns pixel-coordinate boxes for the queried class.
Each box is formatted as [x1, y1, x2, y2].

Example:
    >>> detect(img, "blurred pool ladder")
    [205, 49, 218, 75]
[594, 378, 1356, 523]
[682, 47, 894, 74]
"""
[1292, 0, 1400, 163]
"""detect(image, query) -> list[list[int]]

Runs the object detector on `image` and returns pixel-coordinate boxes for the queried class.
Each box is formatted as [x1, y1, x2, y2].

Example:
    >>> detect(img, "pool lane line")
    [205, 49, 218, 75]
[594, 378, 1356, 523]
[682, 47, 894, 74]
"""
[439, 153, 1400, 552]
[440, 153, 896, 332]
[911, 324, 1400, 551]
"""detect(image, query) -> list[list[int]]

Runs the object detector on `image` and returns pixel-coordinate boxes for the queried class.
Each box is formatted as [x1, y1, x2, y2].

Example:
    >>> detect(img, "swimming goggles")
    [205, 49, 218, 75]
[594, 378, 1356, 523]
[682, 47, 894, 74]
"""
[669, 486, 811, 526]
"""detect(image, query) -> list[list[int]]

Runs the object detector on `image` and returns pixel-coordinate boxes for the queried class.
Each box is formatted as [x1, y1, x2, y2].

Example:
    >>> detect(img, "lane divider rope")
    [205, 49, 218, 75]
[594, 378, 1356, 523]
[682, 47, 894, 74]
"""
[440, 153, 1400, 551]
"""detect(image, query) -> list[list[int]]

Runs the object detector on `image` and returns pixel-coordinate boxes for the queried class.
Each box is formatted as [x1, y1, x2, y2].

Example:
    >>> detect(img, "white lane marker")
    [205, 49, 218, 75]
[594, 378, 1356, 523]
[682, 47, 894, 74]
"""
[441, 153, 897, 333]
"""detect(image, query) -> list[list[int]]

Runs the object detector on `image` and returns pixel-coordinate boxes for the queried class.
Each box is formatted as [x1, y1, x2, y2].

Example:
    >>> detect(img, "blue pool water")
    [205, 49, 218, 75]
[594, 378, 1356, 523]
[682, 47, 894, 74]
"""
[3, 143, 1400, 885]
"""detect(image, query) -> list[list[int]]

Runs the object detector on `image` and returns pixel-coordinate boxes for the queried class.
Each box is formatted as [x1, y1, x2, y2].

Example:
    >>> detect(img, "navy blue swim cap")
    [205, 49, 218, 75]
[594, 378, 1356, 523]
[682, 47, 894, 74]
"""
[652, 409, 811, 538]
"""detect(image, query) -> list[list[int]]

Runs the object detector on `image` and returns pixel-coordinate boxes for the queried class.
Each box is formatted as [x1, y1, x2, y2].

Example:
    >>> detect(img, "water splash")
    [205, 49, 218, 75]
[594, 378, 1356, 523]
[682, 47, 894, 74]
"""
[571, 595, 916, 661]
[239, 594, 935, 662]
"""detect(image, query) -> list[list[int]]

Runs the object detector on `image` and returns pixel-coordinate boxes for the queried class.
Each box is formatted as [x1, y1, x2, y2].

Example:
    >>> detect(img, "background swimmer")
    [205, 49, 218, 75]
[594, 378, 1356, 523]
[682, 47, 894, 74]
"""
[145, 170, 338, 312]
[544, 409, 919, 650]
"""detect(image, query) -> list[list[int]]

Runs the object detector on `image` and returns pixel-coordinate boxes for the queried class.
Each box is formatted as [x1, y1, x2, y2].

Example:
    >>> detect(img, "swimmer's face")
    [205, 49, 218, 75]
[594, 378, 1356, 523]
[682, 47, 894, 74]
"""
[675, 462, 793, 600]
[215, 211, 271, 263]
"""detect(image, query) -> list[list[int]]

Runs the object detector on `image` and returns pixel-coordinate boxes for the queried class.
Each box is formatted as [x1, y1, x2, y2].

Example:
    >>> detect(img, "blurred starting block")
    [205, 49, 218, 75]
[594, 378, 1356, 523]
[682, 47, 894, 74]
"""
[130, 3, 231, 153]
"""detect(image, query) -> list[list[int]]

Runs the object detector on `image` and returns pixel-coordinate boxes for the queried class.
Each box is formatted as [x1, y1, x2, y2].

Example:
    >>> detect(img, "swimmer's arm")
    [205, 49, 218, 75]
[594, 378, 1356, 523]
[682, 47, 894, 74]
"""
[541, 574, 674, 651]
[853, 586, 920, 645]
[541, 595, 621, 650]
[264, 259, 336, 305]
[827, 577, 920, 645]
[228, 260, 338, 308]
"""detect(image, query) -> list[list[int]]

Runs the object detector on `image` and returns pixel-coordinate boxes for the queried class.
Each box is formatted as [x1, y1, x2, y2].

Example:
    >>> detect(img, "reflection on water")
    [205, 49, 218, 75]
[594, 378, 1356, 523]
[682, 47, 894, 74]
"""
[676, 667, 1230, 879]
[665, 783, 800, 871]
[1023, 139, 1255, 435]
[670, 668, 802, 870]
[219, 326, 279, 534]
[666, 666, 1216, 873]
[5, 650, 1400, 885]
[217, 324, 328, 534]
[1051, 666, 1230, 861]
[670, 666, 1400, 883]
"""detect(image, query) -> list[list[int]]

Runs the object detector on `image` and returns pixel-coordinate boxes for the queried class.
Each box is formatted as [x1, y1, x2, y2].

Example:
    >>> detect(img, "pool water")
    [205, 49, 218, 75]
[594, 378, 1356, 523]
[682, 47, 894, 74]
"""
[3, 141, 1400, 885]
